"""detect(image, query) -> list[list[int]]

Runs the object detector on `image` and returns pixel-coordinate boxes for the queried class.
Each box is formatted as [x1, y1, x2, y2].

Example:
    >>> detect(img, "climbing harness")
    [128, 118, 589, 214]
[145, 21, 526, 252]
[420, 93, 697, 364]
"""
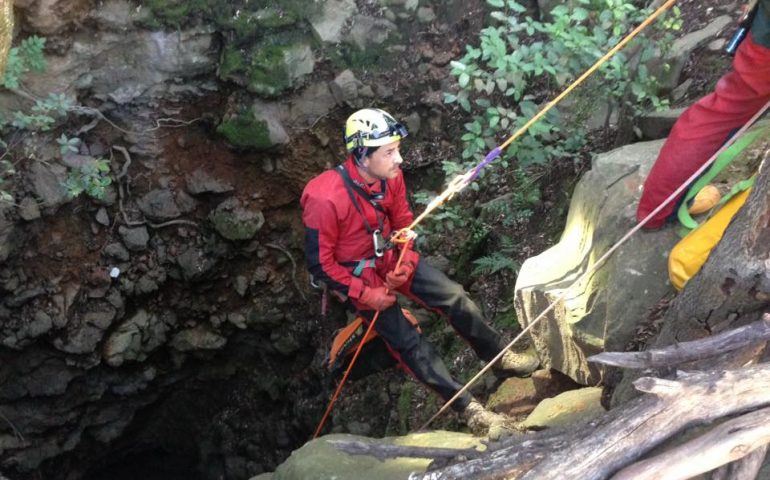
[335, 165, 392, 257]
[315, 0, 688, 437]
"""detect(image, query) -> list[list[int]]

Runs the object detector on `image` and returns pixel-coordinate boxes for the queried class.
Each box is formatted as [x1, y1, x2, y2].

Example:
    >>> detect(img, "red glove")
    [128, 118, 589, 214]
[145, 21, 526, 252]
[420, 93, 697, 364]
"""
[358, 286, 396, 311]
[385, 262, 415, 290]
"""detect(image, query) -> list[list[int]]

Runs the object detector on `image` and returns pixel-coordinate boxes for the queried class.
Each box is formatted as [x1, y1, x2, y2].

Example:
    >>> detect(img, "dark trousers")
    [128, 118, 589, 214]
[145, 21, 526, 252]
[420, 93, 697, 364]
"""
[357, 261, 504, 411]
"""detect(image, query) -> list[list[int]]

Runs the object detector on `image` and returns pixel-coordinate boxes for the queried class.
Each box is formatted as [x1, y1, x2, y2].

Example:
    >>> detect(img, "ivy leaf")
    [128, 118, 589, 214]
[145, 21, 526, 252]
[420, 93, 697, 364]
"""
[458, 72, 470, 88]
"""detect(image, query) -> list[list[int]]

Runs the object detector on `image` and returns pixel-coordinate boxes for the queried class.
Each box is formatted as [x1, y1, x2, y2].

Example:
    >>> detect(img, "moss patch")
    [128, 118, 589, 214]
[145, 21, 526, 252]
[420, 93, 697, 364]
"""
[216, 111, 272, 150]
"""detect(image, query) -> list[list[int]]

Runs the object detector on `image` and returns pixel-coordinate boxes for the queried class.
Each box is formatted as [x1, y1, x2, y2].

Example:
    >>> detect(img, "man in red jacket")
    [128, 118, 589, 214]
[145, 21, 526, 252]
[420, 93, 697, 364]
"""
[301, 108, 538, 435]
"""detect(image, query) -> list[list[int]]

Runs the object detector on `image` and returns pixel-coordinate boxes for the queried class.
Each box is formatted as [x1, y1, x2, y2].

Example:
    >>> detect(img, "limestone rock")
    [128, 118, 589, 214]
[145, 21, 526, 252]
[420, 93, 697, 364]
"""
[29, 162, 68, 210]
[118, 226, 149, 251]
[103, 309, 171, 366]
[514, 139, 679, 385]
[176, 247, 218, 282]
[53, 303, 117, 354]
[330, 70, 363, 106]
[137, 189, 181, 220]
[347, 15, 396, 51]
[23, 28, 217, 104]
[18, 197, 41, 221]
[104, 242, 130, 262]
[290, 82, 337, 127]
[209, 198, 265, 241]
[170, 325, 226, 351]
[652, 16, 732, 92]
[308, 0, 357, 44]
[217, 98, 289, 150]
[638, 107, 687, 140]
[522, 387, 604, 429]
[416, 7, 436, 23]
[274, 432, 484, 480]
[185, 169, 234, 195]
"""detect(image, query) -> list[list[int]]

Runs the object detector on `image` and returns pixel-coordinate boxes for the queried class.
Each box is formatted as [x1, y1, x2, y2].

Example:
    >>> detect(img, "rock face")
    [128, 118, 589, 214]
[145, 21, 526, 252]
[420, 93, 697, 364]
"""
[514, 139, 680, 385]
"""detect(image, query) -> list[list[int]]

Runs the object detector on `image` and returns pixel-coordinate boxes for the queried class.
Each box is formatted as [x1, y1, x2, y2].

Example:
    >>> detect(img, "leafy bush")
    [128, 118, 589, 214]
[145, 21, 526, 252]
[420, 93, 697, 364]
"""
[446, 0, 680, 173]
[64, 159, 112, 200]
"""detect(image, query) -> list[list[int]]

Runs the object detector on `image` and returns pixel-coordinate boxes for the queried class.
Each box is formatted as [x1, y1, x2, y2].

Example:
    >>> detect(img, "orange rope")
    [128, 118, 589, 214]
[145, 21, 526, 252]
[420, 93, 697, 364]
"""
[313, 232, 415, 438]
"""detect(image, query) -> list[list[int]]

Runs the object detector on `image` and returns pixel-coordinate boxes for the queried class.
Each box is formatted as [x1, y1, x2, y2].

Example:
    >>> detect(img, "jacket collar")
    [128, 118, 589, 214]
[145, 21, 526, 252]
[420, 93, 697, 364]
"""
[344, 156, 385, 196]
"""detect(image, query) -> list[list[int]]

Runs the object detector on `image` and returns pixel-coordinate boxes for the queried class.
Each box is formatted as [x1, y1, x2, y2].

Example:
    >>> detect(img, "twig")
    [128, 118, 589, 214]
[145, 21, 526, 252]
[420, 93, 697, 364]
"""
[265, 242, 307, 301]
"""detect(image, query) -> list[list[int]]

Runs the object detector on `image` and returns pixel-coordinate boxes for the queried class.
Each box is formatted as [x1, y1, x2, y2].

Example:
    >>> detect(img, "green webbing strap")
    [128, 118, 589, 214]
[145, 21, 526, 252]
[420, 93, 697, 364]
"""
[352, 258, 376, 277]
[677, 128, 763, 230]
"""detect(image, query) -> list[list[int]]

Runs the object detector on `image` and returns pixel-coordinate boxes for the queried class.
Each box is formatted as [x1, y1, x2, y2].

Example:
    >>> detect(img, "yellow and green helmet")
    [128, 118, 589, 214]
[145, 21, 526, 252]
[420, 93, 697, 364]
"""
[344, 108, 408, 152]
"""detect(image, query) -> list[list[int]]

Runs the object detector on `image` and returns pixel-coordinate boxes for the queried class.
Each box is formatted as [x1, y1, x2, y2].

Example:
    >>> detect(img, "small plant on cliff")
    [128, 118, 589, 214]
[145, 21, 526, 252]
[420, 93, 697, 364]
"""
[1, 36, 75, 132]
[64, 159, 112, 200]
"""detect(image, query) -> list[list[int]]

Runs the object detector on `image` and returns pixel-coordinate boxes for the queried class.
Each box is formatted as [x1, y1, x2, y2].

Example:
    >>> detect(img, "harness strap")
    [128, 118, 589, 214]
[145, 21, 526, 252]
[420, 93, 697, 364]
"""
[342, 258, 377, 277]
[335, 165, 386, 235]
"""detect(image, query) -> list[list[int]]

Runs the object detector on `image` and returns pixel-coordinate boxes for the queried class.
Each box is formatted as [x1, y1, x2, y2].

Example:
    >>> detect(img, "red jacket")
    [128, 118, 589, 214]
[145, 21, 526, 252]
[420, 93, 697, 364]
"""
[301, 156, 418, 300]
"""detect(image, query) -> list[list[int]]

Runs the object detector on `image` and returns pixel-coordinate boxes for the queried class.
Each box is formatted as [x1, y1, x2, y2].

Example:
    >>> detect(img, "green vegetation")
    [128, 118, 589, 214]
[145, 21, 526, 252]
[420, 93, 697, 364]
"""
[63, 159, 113, 200]
[216, 110, 272, 149]
[416, 0, 680, 281]
[1, 36, 114, 202]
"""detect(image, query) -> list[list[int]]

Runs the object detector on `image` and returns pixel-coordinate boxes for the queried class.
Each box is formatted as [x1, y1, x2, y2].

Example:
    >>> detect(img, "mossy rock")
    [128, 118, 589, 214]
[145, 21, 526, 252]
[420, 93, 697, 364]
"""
[219, 37, 315, 97]
[139, 0, 319, 35]
[216, 110, 273, 150]
[208, 198, 265, 241]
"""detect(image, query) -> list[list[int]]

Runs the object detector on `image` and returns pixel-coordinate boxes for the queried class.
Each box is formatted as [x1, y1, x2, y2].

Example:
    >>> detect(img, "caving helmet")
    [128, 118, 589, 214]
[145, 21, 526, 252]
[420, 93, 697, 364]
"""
[344, 108, 408, 164]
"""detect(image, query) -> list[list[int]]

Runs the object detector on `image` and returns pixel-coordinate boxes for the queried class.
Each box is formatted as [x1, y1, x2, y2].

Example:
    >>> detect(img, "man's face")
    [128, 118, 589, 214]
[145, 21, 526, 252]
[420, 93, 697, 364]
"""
[362, 140, 403, 180]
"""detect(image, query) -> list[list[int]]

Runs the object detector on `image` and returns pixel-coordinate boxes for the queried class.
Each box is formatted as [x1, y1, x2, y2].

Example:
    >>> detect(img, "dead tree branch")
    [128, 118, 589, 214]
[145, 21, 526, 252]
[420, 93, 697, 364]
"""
[611, 406, 770, 480]
[327, 440, 483, 462]
[589, 314, 770, 369]
[381, 364, 770, 479]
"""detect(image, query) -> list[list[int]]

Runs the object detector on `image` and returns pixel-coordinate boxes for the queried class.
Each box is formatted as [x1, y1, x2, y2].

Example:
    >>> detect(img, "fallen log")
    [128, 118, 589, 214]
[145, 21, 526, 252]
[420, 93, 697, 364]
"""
[610, 406, 770, 480]
[710, 444, 768, 480]
[589, 314, 770, 369]
[333, 364, 770, 479]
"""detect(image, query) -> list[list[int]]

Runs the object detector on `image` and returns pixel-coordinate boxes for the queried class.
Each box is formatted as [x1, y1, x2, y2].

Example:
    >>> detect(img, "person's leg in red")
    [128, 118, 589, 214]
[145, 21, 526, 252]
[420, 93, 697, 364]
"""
[637, 32, 770, 229]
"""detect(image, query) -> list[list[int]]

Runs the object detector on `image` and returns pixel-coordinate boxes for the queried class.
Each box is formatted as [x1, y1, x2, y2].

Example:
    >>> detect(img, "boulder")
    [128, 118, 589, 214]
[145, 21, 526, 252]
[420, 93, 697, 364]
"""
[103, 309, 171, 366]
[219, 40, 315, 97]
[514, 139, 679, 385]
[217, 98, 289, 150]
[347, 15, 396, 51]
[137, 189, 181, 220]
[170, 325, 226, 351]
[118, 225, 149, 251]
[209, 198, 265, 241]
[522, 387, 604, 429]
[185, 169, 234, 195]
[29, 162, 68, 210]
[273, 432, 484, 480]
[652, 16, 732, 92]
[638, 107, 687, 140]
[308, 0, 357, 44]
[23, 28, 217, 103]
[329, 70, 363, 107]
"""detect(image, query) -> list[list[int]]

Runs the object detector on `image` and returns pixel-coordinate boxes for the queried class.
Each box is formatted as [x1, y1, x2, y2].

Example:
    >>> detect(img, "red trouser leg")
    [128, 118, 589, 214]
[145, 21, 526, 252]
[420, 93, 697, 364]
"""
[637, 32, 770, 229]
